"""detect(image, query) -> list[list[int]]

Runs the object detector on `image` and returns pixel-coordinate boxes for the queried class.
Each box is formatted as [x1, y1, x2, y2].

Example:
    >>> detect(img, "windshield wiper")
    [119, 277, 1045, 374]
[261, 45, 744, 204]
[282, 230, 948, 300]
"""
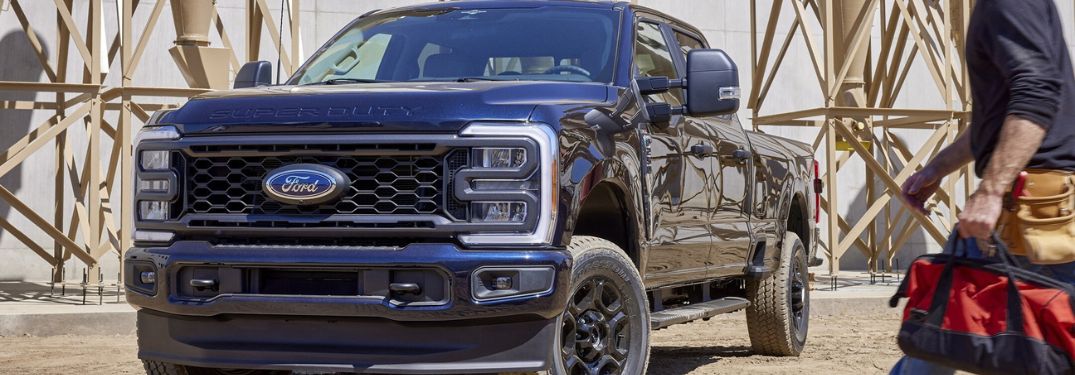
[454, 77, 511, 82]
[307, 78, 385, 85]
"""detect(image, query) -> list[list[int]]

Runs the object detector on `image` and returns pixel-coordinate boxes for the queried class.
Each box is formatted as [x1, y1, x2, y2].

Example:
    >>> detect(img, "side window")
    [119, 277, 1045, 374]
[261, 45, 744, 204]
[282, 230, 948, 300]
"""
[675, 32, 705, 61]
[635, 21, 682, 105]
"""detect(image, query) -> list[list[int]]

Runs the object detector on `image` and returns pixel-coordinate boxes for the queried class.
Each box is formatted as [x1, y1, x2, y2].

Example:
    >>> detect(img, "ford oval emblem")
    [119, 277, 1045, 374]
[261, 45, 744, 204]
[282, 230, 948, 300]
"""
[262, 164, 350, 206]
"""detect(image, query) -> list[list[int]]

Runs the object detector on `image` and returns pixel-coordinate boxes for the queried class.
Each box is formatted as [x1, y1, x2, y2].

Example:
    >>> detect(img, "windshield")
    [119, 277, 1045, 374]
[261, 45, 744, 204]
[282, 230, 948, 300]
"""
[290, 7, 621, 85]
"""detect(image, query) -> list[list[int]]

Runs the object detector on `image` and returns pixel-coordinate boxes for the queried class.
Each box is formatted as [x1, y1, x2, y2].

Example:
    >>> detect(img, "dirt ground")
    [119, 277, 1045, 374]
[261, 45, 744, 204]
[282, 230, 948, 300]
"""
[0, 311, 903, 375]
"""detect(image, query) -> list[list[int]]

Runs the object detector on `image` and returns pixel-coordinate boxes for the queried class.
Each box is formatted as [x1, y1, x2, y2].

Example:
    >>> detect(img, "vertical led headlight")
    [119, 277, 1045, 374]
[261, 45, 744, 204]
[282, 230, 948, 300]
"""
[457, 123, 558, 246]
[134, 123, 180, 225]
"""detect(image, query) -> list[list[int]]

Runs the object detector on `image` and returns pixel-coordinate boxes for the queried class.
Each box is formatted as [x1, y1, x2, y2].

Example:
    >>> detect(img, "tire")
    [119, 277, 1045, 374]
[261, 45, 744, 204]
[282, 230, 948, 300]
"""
[143, 361, 285, 375]
[549, 236, 650, 375]
[746, 232, 810, 356]
[143, 361, 189, 375]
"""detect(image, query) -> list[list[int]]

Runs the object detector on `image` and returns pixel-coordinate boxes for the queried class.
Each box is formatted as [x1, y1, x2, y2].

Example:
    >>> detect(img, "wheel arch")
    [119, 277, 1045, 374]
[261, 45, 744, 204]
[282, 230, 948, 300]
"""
[785, 192, 811, 253]
[568, 179, 644, 271]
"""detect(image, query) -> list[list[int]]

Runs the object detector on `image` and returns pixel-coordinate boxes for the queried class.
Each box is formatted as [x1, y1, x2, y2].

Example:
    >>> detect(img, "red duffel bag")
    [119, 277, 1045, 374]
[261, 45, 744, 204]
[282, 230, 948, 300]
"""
[889, 234, 1075, 375]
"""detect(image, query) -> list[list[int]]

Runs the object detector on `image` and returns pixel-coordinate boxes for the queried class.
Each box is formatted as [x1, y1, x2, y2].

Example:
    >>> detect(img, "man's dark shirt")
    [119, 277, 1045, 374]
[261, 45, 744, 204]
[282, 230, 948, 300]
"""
[967, 0, 1075, 176]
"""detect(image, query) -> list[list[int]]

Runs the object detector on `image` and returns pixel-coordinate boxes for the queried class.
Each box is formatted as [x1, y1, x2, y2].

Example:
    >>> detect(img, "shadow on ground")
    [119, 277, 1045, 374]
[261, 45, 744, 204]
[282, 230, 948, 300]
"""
[647, 345, 755, 374]
[0, 280, 124, 305]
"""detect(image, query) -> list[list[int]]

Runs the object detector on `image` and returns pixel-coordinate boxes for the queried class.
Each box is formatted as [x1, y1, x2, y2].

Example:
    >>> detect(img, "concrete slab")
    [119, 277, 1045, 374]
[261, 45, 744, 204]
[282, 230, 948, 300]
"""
[811, 272, 902, 316]
[0, 281, 135, 337]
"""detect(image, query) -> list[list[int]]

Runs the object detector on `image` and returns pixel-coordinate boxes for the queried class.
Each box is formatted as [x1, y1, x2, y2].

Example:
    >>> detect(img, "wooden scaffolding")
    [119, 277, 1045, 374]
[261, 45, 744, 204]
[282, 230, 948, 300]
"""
[749, 0, 974, 275]
[0, 0, 304, 285]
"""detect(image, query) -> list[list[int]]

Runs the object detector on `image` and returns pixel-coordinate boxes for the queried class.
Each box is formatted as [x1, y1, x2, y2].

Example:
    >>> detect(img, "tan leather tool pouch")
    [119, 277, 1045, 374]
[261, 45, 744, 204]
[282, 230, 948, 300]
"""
[1009, 170, 1075, 264]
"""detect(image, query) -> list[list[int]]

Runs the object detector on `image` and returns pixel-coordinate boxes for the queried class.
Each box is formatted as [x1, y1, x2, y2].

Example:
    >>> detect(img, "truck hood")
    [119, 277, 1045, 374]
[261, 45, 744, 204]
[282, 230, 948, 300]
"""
[167, 81, 612, 134]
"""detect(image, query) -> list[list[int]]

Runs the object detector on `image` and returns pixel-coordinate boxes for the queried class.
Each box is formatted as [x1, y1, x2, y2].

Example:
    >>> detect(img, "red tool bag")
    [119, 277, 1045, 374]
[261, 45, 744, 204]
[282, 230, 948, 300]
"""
[890, 234, 1075, 375]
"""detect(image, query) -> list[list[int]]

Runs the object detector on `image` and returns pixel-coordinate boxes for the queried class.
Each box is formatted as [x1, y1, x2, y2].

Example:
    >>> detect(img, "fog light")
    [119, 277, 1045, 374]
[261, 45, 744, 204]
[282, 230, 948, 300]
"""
[139, 201, 169, 221]
[477, 147, 526, 168]
[474, 202, 526, 223]
[140, 271, 156, 284]
[140, 150, 170, 170]
[472, 267, 555, 301]
[137, 178, 170, 193]
[494, 276, 513, 290]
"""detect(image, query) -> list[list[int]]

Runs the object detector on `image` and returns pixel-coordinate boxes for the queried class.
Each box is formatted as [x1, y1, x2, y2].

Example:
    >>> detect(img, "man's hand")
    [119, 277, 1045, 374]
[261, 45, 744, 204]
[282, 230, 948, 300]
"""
[957, 190, 1004, 239]
[901, 167, 942, 214]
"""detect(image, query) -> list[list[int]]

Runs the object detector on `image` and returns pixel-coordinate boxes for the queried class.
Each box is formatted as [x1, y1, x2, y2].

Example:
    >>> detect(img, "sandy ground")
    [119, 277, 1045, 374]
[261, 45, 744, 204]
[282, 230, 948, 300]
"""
[0, 311, 903, 375]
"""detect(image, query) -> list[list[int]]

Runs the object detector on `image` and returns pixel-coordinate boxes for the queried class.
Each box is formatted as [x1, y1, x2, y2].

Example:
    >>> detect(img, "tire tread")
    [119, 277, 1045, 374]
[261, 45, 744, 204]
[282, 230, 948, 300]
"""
[552, 236, 650, 375]
[746, 233, 806, 356]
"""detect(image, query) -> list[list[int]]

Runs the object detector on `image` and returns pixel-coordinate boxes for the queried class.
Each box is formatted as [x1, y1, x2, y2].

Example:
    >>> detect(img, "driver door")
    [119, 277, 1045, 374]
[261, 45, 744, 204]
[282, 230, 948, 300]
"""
[636, 20, 712, 287]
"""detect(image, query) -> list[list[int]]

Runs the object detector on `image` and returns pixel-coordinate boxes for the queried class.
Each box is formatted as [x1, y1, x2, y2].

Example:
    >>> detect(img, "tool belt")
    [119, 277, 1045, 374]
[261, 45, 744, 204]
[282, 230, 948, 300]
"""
[1000, 169, 1075, 264]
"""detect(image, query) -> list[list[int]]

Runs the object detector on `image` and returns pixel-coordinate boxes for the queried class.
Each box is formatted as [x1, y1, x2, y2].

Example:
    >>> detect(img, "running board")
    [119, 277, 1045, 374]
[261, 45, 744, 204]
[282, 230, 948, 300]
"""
[650, 297, 751, 330]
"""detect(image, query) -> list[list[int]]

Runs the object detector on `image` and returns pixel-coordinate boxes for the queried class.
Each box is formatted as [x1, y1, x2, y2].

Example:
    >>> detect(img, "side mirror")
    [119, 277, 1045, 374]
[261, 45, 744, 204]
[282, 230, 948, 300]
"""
[234, 61, 273, 89]
[685, 49, 740, 117]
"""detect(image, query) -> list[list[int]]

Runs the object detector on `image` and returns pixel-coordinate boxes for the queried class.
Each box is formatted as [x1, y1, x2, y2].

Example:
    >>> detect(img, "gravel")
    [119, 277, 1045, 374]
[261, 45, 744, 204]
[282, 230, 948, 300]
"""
[0, 310, 904, 375]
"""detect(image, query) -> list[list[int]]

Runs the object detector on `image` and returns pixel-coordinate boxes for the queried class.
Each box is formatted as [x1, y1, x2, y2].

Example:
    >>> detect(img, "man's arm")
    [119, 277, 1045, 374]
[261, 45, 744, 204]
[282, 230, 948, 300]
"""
[957, 116, 1047, 239]
[901, 133, 973, 213]
[956, 1, 1061, 239]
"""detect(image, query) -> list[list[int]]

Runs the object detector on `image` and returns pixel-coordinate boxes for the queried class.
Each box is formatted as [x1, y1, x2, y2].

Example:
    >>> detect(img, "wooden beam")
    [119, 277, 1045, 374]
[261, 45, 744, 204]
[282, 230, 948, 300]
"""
[833, 119, 948, 245]
[0, 185, 95, 265]
[10, 0, 58, 82]
[123, 0, 166, 78]
[51, 0, 94, 73]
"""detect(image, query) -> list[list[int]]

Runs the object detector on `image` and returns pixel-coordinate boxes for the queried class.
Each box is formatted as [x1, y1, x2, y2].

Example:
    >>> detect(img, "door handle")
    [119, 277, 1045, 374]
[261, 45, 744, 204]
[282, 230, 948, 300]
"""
[689, 144, 714, 156]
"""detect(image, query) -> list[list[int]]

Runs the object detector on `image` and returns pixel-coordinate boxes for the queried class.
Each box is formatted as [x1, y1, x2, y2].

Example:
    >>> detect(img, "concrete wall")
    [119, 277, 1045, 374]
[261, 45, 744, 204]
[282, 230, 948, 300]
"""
[1, 0, 1073, 281]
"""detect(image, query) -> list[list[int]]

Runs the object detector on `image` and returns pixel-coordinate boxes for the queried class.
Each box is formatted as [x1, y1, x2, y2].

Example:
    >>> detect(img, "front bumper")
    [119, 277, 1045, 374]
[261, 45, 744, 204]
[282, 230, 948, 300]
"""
[125, 242, 572, 373]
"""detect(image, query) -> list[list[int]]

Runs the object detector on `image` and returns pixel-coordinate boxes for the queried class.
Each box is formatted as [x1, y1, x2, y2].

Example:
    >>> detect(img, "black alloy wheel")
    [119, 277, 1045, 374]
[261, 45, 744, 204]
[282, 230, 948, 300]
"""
[551, 236, 650, 375]
[561, 276, 631, 374]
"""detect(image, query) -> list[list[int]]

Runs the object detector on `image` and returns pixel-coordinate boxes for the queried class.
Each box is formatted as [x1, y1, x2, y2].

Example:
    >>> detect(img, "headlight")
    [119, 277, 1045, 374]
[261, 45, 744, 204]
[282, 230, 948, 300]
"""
[477, 147, 527, 168]
[137, 178, 170, 194]
[474, 202, 527, 223]
[139, 201, 169, 221]
[457, 123, 558, 246]
[140, 150, 170, 170]
[134, 117, 180, 229]
[135, 125, 180, 143]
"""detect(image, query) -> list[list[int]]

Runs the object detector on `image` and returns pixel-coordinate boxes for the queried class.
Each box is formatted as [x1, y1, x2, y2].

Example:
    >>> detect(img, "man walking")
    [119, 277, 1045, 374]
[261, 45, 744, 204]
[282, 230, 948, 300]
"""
[892, 0, 1075, 373]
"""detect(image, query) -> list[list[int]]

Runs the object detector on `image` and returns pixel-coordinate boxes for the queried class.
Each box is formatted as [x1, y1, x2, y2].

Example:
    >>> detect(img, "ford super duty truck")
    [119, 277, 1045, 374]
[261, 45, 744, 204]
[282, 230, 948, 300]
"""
[126, 1, 822, 374]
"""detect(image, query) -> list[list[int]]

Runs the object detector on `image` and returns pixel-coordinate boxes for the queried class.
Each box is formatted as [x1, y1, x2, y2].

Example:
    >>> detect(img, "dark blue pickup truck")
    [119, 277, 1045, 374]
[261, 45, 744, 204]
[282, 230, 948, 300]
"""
[125, 1, 821, 374]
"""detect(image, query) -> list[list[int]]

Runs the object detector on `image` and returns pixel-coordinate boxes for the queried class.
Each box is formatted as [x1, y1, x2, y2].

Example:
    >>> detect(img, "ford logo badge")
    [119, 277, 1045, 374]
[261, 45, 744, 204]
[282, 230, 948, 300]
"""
[262, 164, 350, 206]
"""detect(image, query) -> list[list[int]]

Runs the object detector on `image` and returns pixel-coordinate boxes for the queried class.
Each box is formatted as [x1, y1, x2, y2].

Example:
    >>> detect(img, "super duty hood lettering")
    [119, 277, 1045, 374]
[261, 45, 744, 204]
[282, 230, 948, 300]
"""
[171, 81, 609, 133]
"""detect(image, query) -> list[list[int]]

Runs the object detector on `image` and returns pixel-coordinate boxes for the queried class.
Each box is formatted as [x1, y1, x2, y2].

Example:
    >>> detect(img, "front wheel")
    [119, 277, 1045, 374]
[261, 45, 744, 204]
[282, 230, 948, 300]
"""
[550, 236, 650, 375]
[746, 232, 810, 356]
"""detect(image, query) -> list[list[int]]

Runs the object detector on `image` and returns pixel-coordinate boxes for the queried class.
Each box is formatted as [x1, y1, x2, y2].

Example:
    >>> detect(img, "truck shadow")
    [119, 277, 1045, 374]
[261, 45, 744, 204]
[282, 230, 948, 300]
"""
[647, 345, 753, 374]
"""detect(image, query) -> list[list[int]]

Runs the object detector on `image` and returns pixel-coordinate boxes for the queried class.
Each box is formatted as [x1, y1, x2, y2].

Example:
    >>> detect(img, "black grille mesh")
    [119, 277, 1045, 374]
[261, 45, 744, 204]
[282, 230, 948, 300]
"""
[444, 150, 469, 220]
[182, 154, 444, 216]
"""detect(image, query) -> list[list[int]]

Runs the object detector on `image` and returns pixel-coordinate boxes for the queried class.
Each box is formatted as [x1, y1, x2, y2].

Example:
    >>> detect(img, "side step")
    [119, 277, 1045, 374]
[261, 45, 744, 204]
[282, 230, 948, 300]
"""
[650, 297, 750, 330]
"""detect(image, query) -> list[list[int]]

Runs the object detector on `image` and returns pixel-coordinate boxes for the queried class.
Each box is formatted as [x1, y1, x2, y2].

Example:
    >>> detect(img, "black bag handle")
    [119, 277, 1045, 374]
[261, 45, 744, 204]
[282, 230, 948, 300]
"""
[923, 232, 965, 326]
[991, 233, 1028, 335]
[923, 230, 1027, 335]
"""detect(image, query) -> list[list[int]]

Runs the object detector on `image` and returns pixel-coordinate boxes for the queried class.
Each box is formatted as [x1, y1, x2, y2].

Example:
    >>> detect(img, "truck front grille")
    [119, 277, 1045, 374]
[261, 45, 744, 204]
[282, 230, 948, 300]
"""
[181, 154, 444, 216]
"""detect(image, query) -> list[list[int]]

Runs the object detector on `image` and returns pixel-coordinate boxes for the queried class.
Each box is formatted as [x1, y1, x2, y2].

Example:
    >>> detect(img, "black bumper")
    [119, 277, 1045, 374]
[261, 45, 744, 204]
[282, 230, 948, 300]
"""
[125, 242, 572, 373]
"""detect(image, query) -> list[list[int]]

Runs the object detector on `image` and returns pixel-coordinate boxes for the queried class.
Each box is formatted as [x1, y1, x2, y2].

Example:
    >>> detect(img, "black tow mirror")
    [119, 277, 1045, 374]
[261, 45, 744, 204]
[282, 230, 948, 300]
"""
[685, 49, 740, 117]
[234, 61, 273, 89]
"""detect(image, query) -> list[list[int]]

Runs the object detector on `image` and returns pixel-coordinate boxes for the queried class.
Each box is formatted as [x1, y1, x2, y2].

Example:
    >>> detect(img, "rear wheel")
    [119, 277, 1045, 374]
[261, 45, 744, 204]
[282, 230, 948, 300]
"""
[550, 236, 650, 375]
[746, 232, 810, 356]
